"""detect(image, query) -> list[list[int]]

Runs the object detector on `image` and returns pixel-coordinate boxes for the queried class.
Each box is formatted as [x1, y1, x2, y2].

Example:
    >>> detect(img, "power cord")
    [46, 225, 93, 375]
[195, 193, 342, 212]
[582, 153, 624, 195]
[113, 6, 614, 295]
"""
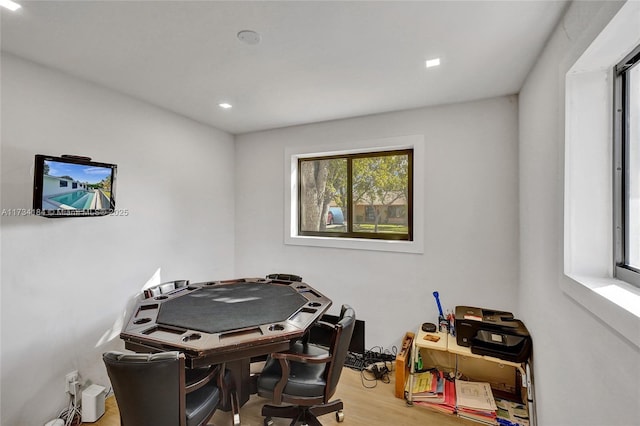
[358, 345, 397, 389]
[58, 391, 81, 426]
[365, 345, 398, 362]
[360, 361, 392, 388]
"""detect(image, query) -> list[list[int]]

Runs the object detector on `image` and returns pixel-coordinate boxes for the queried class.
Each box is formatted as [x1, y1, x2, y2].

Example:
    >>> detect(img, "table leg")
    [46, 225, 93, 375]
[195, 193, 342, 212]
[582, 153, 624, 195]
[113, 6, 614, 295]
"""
[220, 358, 251, 414]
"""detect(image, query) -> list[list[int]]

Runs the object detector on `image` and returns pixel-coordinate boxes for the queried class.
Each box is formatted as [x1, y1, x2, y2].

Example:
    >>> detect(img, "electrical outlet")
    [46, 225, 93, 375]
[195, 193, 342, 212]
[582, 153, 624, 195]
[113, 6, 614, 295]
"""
[65, 370, 78, 394]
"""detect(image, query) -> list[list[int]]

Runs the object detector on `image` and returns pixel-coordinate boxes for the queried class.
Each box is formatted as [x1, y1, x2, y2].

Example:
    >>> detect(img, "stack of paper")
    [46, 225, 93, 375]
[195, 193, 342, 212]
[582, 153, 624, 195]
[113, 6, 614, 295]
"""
[414, 374, 456, 415]
[455, 380, 497, 425]
[411, 370, 441, 399]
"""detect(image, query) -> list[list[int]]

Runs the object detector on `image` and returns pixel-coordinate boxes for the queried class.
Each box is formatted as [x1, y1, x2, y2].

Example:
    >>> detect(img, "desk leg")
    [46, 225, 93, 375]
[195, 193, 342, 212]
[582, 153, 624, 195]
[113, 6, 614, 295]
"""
[406, 342, 415, 405]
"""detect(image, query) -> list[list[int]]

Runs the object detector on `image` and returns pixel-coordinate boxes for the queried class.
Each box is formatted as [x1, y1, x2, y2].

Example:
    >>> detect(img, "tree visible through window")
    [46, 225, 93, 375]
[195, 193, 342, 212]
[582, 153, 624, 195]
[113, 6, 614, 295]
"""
[298, 149, 412, 241]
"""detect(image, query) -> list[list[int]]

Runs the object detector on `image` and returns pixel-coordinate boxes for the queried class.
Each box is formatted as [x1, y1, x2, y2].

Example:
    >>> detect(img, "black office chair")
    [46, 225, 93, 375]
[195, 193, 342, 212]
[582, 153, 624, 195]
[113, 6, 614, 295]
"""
[103, 351, 222, 426]
[143, 280, 190, 298]
[257, 305, 356, 426]
[266, 273, 303, 283]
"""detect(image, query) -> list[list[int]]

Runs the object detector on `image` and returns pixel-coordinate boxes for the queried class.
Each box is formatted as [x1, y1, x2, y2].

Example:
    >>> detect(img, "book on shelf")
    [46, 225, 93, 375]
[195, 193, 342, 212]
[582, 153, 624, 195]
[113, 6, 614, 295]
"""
[414, 377, 456, 414]
[455, 380, 497, 411]
[455, 380, 498, 425]
[411, 370, 438, 394]
[495, 398, 529, 426]
[410, 370, 446, 401]
[457, 406, 498, 425]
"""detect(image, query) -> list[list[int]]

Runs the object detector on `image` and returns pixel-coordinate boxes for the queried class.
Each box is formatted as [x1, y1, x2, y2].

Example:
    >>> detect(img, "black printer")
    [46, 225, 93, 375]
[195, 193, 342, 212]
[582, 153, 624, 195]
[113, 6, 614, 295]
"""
[455, 306, 532, 363]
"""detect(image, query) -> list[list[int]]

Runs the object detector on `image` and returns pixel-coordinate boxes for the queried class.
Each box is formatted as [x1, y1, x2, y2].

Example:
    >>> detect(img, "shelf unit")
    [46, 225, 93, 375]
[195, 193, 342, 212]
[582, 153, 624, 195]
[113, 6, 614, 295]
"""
[406, 328, 535, 425]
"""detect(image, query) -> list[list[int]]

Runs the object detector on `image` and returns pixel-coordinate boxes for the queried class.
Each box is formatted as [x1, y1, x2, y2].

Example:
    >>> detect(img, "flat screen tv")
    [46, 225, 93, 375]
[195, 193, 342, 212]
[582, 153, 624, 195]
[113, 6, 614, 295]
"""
[32, 154, 117, 218]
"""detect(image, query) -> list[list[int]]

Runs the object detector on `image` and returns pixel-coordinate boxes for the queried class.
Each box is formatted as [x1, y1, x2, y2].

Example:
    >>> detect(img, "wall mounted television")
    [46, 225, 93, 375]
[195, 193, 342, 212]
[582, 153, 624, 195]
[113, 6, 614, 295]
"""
[32, 154, 117, 218]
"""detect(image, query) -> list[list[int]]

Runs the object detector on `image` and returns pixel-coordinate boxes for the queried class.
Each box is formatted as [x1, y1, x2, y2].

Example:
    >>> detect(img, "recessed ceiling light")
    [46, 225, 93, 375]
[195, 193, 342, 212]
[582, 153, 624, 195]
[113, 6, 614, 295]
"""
[218, 103, 232, 109]
[237, 30, 261, 45]
[425, 58, 441, 68]
[0, 0, 21, 11]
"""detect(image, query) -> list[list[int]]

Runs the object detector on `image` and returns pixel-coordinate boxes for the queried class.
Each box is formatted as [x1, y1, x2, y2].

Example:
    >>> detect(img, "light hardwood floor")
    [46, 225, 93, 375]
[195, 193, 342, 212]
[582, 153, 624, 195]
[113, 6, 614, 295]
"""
[86, 368, 476, 425]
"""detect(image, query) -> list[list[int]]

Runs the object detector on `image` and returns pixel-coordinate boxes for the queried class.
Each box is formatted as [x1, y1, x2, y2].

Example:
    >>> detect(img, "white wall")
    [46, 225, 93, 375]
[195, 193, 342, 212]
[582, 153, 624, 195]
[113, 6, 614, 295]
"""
[234, 96, 520, 350]
[519, 1, 640, 425]
[0, 54, 236, 426]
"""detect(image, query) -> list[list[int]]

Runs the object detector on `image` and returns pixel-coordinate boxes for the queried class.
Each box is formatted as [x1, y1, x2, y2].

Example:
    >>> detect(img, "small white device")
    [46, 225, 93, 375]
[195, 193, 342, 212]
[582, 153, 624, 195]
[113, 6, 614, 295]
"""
[44, 420, 64, 426]
[81, 384, 106, 422]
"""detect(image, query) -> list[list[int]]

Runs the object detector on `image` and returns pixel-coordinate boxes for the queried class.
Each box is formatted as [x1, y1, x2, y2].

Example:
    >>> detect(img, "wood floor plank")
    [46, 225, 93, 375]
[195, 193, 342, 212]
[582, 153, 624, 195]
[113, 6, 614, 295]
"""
[85, 368, 477, 425]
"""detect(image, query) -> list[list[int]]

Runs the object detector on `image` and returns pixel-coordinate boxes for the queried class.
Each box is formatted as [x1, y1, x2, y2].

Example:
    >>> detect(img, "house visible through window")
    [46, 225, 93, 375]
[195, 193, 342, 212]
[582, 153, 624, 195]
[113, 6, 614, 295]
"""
[615, 43, 640, 287]
[298, 149, 413, 241]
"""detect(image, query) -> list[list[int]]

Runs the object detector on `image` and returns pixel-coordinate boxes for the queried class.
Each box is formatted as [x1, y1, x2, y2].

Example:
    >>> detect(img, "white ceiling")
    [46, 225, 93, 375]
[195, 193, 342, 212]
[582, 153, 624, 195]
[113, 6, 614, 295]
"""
[1, 1, 568, 135]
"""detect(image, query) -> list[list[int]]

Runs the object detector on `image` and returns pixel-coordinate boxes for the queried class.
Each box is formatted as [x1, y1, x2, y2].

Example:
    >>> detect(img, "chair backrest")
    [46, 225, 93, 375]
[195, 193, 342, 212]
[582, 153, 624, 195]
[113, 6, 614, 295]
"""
[103, 351, 185, 426]
[159, 282, 177, 294]
[144, 280, 189, 298]
[144, 286, 163, 298]
[325, 305, 356, 398]
[266, 273, 303, 283]
[174, 279, 189, 288]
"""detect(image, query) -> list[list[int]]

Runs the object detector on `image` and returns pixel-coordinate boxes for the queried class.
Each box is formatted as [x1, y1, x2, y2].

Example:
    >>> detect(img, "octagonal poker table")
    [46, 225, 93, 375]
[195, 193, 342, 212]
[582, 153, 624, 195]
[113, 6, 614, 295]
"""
[120, 277, 332, 408]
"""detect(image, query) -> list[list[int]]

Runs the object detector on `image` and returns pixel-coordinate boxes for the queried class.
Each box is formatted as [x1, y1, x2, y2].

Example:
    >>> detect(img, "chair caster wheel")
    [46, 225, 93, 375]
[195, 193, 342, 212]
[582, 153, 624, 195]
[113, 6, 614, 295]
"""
[336, 409, 345, 422]
[264, 417, 274, 426]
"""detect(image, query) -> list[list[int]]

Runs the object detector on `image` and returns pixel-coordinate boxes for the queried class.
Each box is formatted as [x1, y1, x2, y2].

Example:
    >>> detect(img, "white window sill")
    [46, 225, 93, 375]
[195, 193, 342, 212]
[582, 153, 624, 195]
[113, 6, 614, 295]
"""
[285, 234, 423, 254]
[562, 274, 640, 348]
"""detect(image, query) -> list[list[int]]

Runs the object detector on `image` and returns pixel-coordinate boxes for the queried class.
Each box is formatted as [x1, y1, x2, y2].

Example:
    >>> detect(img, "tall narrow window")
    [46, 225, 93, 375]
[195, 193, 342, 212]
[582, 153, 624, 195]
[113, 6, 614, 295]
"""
[615, 44, 640, 287]
[298, 149, 412, 241]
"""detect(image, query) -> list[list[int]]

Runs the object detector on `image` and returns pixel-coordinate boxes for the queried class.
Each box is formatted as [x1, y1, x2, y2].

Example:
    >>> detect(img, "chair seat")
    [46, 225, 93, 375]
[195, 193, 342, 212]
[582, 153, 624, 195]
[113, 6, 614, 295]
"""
[185, 366, 214, 388]
[258, 342, 328, 398]
[186, 381, 220, 426]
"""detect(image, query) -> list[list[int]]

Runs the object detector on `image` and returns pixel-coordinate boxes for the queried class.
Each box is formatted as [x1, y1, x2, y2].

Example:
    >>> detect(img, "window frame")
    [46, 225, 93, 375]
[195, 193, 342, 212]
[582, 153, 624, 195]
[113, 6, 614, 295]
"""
[614, 43, 640, 288]
[284, 134, 424, 254]
[297, 149, 413, 241]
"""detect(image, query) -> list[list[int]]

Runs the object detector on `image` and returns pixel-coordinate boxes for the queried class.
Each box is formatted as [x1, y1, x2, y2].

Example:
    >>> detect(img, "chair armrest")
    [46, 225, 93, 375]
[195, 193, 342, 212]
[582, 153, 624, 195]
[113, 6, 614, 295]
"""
[272, 350, 332, 364]
[271, 350, 333, 404]
[185, 364, 221, 393]
[301, 320, 334, 345]
[311, 320, 335, 331]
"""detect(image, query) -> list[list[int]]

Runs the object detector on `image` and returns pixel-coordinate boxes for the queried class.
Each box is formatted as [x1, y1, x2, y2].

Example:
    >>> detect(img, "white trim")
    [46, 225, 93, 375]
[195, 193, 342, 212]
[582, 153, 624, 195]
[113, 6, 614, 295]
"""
[564, 0, 640, 348]
[561, 275, 640, 347]
[284, 134, 425, 253]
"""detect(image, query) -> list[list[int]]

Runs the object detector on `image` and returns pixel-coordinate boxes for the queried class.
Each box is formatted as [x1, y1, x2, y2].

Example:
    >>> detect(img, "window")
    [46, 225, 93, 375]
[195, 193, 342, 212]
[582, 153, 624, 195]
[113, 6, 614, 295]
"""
[564, 0, 640, 349]
[60, 180, 68, 187]
[615, 43, 640, 288]
[298, 149, 412, 241]
[285, 134, 424, 253]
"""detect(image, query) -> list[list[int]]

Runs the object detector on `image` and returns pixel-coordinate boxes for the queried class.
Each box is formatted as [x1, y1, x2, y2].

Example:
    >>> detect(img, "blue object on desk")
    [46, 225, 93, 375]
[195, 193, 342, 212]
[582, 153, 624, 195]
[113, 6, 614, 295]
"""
[433, 291, 444, 317]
